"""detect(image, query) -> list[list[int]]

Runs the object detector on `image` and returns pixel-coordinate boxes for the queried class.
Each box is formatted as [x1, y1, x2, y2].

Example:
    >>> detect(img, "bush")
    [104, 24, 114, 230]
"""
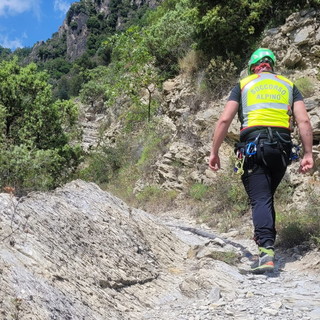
[192, 158, 250, 232]
[105, 166, 141, 204]
[178, 50, 204, 77]
[0, 145, 82, 196]
[144, 1, 196, 76]
[0, 59, 82, 195]
[205, 57, 238, 98]
[277, 212, 320, 247]
[78, 147, 123, 185]
[189, 0, 318, 65]
[294, 77, 315, 98]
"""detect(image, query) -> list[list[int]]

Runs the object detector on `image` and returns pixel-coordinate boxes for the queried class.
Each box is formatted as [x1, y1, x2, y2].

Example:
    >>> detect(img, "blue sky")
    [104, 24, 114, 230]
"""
[0, 0, 76, 50]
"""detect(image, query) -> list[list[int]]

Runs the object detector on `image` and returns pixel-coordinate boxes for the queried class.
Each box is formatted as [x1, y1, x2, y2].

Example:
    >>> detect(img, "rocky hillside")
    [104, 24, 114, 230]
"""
[0, 180, 187, 319]
[1, 7, 319, 320]
[81, 8, 320, 208]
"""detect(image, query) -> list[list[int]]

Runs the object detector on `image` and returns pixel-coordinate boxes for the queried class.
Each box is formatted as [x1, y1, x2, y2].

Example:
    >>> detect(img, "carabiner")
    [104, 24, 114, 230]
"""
[234, 156, 245, 175]
[246, 142, 257, 156]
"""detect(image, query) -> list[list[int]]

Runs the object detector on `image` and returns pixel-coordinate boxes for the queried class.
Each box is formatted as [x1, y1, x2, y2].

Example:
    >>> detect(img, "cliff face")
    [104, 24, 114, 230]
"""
[29, 0, 163, 62]
[0, 180, 188, 319]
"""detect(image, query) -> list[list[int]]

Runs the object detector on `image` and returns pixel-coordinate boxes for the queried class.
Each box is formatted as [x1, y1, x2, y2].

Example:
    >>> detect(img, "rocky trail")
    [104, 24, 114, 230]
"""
[129, 215, 320, 320]
[0, 180, 319, 320]
[141, 220, 320, 320]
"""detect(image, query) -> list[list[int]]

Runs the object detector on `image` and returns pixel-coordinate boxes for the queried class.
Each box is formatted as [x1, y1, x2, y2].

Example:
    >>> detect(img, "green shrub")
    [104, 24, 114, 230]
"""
[0, 59, 82, 195]
[78, 147, 123, 185]
[213, 173, 249, 215]
[70, 21, 78, 30]
[135, 121, 171, 172]
[193, 158, 250, 231]
[144, 1, 196, 76]
[0, 145, 82, 196]
[276, 212, 320, 247]
[190, 0, 317, 65]
[189, 183, 209, 201]
[294, 77, 315, 98]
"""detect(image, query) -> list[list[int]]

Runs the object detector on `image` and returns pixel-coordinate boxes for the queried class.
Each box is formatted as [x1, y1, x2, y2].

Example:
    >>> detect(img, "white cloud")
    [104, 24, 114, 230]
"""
[0, 0, 41, 18]
[0, 34, 23, 50]
[54, 0, 71, 14]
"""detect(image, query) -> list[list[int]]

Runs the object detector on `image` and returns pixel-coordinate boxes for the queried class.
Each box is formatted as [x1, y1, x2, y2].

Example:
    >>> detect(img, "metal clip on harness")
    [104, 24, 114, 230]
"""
[234, 149, 245, 175]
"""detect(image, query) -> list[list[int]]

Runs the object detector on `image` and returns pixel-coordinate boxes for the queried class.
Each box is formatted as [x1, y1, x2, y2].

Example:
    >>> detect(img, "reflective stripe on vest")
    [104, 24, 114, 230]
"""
[240, 73, 293, 130]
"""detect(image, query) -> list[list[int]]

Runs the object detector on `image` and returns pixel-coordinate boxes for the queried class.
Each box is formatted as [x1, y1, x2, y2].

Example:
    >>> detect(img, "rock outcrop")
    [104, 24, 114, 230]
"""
[0, 180, 187, 319]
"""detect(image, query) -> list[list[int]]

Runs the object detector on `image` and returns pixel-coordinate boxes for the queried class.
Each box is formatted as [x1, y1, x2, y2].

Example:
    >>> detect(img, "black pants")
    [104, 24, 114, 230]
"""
[241, 139, 291, 247]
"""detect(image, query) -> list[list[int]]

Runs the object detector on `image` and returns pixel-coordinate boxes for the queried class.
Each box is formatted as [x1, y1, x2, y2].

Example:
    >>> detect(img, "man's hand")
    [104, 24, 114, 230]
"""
[299, 154, 314, 174]
[209, 153, 220, 171]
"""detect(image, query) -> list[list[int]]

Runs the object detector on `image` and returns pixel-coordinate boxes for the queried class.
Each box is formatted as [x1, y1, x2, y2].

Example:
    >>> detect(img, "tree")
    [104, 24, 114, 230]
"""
[102, 26, 161, 126]
[144, 0, 196, 76]
[79, 66, 108, 109]
[189, 0, 320, 63]
[0, 47, 11, 60]
[0, 58, 82, 194]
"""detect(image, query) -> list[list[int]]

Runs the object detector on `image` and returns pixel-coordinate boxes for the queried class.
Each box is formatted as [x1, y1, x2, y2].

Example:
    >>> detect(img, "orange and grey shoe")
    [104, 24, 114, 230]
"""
[250, 247, 275, 274]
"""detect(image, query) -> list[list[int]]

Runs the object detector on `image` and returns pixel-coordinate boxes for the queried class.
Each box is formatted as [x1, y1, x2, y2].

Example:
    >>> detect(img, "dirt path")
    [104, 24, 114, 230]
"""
[128, 214, 320, 320]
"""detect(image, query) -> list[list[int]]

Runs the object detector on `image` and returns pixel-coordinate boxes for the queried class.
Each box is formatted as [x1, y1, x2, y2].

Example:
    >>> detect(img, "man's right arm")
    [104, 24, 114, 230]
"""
[293, 100, 314, 173]
[209, 100, 239, 171]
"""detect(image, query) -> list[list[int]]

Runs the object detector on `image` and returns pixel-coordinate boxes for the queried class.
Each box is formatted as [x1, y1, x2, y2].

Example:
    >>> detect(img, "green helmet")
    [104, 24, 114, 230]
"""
[248, 48, 276, 74]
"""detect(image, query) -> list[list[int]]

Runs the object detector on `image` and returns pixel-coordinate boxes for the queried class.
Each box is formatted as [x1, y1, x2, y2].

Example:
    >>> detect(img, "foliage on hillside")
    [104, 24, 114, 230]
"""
[189, 0, 320, 63]
[0, 0, 317, 185]
[0, 58, 82, 195]
[2, 0, 319, 100]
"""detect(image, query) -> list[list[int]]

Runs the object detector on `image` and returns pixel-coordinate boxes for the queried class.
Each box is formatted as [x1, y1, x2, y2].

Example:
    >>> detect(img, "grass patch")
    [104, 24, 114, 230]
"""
[106, 165, 141, 204]
[135, 185, 178, 212]
[179, 50, 204, 77]
[189, 183, 209, 201]
[208, 251, 240, 266]
[276, 212, 320, 248]
[192, 159, 250, 232]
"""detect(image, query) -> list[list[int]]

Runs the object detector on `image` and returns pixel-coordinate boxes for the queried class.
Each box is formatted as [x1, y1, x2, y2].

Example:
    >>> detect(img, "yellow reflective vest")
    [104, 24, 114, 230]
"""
[239, 72, 294, 134]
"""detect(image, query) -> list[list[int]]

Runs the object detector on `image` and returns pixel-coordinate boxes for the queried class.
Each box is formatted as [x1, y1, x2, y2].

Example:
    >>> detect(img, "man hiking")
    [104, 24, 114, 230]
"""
[209, 48, 314, 273]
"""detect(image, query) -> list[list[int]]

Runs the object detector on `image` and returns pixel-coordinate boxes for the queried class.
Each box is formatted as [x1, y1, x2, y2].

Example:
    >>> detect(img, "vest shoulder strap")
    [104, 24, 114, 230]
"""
[240, 74, 259, 89]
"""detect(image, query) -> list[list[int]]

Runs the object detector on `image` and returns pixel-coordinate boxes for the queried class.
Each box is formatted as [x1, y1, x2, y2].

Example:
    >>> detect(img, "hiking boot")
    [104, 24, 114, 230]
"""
[250, 246, 275, 274]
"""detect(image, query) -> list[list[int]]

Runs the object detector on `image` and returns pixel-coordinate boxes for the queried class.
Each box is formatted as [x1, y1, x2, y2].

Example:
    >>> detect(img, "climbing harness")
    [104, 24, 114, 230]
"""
[234, 129, 295, 175]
